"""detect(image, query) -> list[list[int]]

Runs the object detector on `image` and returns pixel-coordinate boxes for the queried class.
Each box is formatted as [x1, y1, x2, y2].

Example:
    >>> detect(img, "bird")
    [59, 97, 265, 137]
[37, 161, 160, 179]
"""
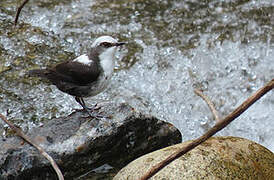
[28, 35, 125, 118]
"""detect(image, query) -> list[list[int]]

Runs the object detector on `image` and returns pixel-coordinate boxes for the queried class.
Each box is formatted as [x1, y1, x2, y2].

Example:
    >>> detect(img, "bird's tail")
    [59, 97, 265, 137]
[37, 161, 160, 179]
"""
[28, 69, 48, 78]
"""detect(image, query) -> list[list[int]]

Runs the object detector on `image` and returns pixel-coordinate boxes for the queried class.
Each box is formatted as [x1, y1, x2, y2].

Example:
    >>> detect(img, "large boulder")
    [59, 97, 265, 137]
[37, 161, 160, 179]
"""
[114, 136, 274, 179]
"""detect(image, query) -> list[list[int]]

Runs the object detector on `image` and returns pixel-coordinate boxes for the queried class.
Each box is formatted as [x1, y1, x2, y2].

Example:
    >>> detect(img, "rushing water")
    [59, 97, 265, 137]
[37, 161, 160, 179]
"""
[0, 0, 273, 158]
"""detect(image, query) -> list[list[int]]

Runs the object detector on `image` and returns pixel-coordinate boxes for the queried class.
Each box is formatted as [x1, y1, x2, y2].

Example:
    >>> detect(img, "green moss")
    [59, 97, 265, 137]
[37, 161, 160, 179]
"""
[0, 64, 12, 74]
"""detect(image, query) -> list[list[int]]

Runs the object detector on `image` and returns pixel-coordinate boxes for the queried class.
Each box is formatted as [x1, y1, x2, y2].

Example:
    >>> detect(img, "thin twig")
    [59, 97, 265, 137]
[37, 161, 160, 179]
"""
[194, 89, 220, 122]
[0, 114, 64, 180]
[14, 0, 30, 25]
[140, 79, 274, 180]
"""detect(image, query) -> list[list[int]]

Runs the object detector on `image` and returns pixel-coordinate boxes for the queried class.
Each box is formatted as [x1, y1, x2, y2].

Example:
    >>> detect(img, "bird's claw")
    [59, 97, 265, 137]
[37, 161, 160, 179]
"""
[82, 109, 109, 120]
[87, 103, 101, 111]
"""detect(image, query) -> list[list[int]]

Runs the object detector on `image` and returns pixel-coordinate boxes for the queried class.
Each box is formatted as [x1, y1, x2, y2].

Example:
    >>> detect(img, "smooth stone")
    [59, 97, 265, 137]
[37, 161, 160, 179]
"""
[114, 136, 274, 180]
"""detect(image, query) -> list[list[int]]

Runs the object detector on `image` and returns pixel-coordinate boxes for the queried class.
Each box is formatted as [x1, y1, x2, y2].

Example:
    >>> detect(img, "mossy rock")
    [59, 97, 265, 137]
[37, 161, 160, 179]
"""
[114, 136, 274, 180]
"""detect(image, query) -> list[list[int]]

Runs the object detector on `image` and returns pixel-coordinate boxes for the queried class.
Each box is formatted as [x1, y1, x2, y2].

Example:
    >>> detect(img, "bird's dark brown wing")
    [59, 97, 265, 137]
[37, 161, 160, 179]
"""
[49, 60, 101, 86]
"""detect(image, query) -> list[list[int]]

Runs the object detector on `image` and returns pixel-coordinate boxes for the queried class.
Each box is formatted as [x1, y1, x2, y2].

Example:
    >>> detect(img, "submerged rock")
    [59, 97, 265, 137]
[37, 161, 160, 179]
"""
[0, 102, 181, 179]
[114, 136, 274, 180]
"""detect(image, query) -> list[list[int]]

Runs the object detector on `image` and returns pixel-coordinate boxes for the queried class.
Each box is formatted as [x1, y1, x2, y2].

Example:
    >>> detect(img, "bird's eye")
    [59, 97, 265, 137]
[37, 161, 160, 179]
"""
[100, 42, 112, 48]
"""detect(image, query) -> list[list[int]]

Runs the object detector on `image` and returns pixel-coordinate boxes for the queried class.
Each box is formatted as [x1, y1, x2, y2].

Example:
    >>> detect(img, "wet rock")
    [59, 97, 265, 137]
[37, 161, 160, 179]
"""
[114, 136, 274, 180]
[0, 102, 181, 180]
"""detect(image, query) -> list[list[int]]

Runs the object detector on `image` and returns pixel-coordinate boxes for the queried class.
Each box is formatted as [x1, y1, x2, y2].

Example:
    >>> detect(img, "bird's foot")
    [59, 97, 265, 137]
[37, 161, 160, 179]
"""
[86, 111, 104, 119]
[82, 108, 112, 120]
[87, 103, 101, 111]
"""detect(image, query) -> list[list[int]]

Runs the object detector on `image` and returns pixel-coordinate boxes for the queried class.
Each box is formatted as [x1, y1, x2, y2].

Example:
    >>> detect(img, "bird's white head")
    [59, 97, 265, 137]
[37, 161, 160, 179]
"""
[91, 36, 125, 77]
[91, 36, 118, 48]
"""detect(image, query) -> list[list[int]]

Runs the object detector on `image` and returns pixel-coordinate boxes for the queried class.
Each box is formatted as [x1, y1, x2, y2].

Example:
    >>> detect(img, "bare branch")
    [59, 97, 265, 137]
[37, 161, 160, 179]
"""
[0, 114, 64, 180]
[194, 89, 220, 122]
[140, 79, 274, 180]
[14, 0, 30, 25]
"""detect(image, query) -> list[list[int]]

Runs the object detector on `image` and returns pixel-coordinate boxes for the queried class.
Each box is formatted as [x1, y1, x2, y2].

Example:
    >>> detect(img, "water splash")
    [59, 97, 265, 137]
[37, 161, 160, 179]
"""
[111, 38, 274, 152]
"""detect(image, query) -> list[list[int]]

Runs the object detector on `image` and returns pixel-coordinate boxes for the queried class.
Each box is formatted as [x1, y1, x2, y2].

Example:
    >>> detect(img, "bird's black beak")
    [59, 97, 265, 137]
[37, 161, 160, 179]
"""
[114, 42, 126, 46]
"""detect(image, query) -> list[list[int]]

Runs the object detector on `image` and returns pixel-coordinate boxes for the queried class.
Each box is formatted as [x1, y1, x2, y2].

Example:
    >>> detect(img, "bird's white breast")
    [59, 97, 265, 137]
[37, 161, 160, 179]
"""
[73, 54, 91, 65]
[99, 47, 115, 77]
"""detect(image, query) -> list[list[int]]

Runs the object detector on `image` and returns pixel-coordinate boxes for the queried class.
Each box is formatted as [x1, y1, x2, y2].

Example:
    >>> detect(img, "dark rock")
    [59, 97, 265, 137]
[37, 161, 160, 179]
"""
[0, 102, 181, 179]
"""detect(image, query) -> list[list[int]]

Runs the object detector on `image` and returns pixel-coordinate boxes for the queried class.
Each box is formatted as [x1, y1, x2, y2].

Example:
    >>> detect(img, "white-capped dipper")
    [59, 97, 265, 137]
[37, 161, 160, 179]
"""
[29, 36, 125, 117]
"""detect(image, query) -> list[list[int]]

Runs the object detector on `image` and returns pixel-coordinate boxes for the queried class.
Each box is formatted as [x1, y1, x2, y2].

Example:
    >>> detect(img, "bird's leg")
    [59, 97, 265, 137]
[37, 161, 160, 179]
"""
[78, 97, 101, 111]
[79, 97, 101, 111]
[78, 97, 88, 109]
[75, 97, 94, 117]
[75, 97, 103, 119]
